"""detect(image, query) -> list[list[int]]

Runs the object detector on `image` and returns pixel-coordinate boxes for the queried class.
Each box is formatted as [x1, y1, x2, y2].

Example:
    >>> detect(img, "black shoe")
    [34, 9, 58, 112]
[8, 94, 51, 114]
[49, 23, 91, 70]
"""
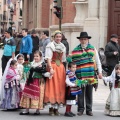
[86, 111, 93, 116]
[19, 112, 29, 115]
[34, 112, 40, 115]
[77, 111, 83, 116]
[64, 112, 73, 117]
[70, 112, 76, 116]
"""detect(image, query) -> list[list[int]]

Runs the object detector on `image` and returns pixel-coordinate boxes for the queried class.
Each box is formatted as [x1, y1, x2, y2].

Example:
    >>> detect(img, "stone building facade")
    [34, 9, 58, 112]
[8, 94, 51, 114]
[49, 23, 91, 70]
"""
[22, 0, 118, 52]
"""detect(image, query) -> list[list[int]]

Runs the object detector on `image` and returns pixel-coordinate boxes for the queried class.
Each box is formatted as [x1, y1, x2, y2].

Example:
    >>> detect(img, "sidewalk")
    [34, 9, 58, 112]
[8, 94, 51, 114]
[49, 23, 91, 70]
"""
[93, 79, 110, 104]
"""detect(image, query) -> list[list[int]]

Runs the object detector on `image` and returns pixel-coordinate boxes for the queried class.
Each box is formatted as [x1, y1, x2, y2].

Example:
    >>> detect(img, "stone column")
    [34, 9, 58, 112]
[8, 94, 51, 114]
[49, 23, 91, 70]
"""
[33, 0, 35, 28]
[84, 0, 100, 49]
[73, 0, 88, 26]
[36, 0, 42, 28]
[88, 0, 99, 18]
[99, 0, 108, 48]
[22, 0, 27, 28]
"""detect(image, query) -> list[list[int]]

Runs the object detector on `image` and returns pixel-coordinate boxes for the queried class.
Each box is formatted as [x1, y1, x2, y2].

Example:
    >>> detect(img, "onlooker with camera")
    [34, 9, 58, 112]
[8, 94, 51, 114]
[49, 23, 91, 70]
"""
[105, 34, 120, 90]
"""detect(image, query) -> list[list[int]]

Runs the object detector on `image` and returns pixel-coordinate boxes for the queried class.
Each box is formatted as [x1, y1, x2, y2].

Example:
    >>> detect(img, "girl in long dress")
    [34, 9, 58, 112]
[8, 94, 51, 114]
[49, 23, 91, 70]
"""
[44, 30, 66, 116]
[103, 64, 120, 116]
[15, 54, 24, 98]
[1, 60, 22, 109]
[20, 50, 47, 115]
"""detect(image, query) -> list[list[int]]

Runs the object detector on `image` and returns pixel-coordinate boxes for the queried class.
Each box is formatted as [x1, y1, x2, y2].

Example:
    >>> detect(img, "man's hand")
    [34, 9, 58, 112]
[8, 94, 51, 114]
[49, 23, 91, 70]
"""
[114, 51, 118, 55]
[93, 83, 98, 91]
[98, 73, 102, 79]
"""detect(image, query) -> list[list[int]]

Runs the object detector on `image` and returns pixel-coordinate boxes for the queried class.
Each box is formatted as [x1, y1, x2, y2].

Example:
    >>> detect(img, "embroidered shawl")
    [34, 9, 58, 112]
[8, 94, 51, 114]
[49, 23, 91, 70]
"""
[72, 44, 95, 81]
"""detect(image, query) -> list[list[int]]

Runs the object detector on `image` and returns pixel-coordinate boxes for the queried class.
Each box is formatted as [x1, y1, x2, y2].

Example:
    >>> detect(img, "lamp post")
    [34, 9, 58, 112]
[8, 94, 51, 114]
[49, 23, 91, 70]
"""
[53, 0, 63, 31]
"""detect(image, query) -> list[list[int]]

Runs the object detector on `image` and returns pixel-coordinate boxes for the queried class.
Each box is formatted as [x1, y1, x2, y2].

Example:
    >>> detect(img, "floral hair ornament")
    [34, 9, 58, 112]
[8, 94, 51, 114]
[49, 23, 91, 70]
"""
[54, 30, 62, 37]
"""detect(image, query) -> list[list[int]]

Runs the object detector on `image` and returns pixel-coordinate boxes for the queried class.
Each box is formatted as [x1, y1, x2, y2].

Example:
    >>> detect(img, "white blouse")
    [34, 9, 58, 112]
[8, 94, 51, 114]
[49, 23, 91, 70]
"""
[103, 69, 116, 88]
[45, 43, 66, 62]
[94, 48, 102, 74]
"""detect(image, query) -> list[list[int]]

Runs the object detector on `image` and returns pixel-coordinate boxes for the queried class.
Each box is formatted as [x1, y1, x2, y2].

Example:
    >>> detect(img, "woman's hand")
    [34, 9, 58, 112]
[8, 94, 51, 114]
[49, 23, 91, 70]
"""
[50, 68, 55, 75]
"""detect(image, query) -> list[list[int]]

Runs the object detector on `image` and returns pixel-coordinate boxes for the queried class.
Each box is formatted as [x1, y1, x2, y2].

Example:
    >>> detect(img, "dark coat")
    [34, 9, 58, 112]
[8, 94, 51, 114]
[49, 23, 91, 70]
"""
[105, 40, 120, 67]
[61, 39, 69, 55]
[31, 35, 40, 52]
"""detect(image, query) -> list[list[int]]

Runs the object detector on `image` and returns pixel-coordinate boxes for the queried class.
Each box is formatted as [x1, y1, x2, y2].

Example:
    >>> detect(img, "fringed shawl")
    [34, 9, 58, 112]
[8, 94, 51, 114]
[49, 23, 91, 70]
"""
[72, 44, 96, 82]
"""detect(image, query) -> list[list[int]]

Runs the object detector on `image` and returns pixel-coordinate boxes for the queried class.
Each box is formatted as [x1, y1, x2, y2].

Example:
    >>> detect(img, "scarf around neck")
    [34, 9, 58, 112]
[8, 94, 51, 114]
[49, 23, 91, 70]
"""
[46, 41, 65, 53]
[31, 61, 42, 68]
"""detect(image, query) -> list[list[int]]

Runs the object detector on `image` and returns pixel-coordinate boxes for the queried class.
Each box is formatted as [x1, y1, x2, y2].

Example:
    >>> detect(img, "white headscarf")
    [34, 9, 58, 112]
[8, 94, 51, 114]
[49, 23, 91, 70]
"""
[1, 54, 23, 100]
[1, 58, 12, 100]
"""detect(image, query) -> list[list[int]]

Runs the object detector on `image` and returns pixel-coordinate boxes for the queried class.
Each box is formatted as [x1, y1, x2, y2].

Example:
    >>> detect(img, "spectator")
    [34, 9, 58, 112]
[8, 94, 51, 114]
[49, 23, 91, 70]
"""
[15, 33, 23, 55]
[61, 34, 69, 56]
[31, 29, 40, 53]
[105, 34, 120, 90]
[39, 30, 50, 57]
[2, 30, 16, 74]
[20, 28, 33, 62]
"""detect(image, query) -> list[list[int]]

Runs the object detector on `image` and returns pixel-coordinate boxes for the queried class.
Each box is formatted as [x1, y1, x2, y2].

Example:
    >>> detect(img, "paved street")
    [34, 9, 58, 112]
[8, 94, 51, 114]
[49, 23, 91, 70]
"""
[0, 49, 119, 120]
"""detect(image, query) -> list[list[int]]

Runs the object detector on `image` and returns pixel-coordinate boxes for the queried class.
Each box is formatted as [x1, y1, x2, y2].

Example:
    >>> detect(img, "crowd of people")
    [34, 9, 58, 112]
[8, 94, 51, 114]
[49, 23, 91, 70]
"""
[0, 28, 120, 117]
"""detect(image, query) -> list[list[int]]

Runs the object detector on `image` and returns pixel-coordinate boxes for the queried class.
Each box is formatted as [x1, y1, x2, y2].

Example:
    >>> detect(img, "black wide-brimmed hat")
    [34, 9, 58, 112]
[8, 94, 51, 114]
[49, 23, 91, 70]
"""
[77, 32, 91, 39]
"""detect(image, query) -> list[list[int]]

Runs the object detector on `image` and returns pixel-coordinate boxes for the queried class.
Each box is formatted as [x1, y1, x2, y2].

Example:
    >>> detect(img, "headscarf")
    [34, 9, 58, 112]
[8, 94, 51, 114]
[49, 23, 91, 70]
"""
[53, 30, 62, 37]
[1, 58, 12, 100]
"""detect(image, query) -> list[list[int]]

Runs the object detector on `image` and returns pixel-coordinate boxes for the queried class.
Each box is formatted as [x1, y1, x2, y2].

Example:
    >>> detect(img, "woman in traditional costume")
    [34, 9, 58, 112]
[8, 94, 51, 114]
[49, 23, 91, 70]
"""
[44, 30, 66, 116]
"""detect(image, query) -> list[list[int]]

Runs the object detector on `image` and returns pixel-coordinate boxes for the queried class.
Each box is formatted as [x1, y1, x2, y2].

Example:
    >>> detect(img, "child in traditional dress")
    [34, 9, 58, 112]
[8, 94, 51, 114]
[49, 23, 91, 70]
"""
[1, 60, 22, 109]
[16, 54, 24, 98]
[64, 62, 81, 117]
[19, 50, 47, 115]
[103, 64, 120, 116]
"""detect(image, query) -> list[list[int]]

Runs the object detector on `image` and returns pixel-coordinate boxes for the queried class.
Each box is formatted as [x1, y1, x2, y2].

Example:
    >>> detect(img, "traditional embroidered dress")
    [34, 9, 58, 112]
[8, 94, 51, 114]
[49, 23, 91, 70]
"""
[65, 70, 81, 105]
[72, 44, 97, 84]
[1, 67, 21, 109]
[17, 63, 24, 99]
[20, 61, 46, 109]
[44, 41, 66, 108]
[103, 70, 120, 116]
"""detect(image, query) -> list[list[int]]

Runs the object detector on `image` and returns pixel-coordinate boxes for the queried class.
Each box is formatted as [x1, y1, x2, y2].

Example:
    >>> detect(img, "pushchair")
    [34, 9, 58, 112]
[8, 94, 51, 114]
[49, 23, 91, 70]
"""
[98, 48, 110, 86]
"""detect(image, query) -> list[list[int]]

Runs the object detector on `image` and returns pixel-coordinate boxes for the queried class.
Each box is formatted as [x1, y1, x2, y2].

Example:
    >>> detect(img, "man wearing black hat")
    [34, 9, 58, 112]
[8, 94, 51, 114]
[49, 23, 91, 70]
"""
[71, 32, 102, 116]
[105, 34, 120, 90]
